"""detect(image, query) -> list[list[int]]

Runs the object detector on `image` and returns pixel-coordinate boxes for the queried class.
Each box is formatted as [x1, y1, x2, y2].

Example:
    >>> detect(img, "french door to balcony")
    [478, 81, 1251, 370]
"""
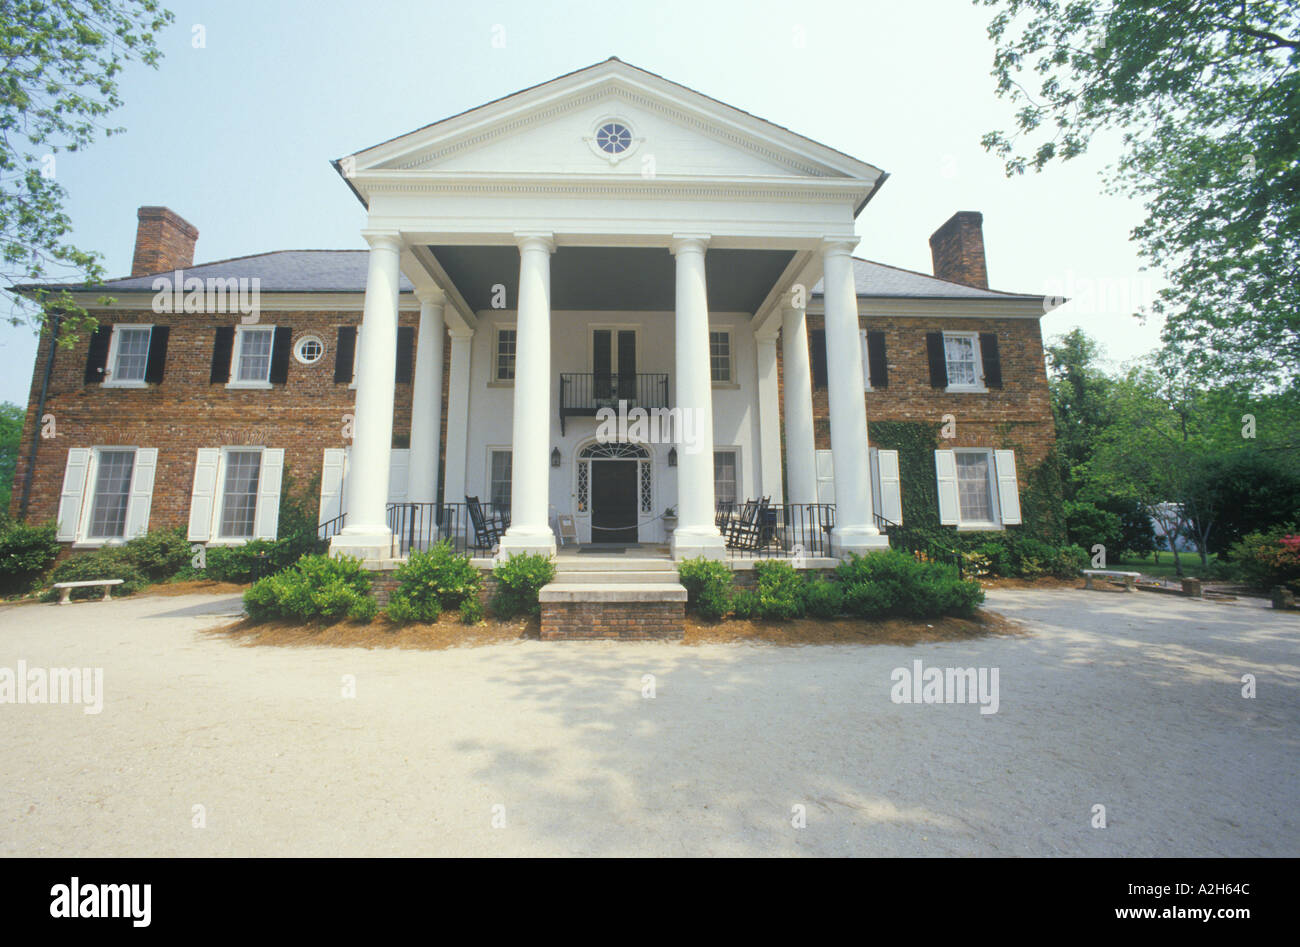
[592, 328, 637, 402]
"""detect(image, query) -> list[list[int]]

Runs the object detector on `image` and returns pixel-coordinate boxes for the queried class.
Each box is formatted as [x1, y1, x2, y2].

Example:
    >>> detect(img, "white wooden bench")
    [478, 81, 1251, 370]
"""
[1082, 569, 1141, 592]
[52, 579, 124, 604]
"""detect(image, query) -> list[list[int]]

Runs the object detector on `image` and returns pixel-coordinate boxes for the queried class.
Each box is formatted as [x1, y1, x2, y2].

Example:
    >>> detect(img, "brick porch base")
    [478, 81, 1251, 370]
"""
[540, 599, 685, 640]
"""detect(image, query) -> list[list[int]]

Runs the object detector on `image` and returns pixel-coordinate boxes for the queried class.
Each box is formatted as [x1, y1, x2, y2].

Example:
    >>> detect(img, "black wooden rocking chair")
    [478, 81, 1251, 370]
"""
[465, 495, 508, 551]
[726, 498, 775, 551]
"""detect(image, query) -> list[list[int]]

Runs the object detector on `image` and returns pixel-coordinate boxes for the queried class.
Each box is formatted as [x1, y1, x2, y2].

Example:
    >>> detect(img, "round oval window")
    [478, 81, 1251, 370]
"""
[595, 122, 632, 155]
[294, 335, 324, 365]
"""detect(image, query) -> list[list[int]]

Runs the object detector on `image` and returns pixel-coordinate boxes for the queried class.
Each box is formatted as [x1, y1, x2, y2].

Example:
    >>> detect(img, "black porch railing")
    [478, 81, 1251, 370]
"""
[386, 501, 510, 557]
[874, 513, 964, 577]
[559, 372, 669, 434]
[721, 502, 836, 560]
[318, 512, 347, 542]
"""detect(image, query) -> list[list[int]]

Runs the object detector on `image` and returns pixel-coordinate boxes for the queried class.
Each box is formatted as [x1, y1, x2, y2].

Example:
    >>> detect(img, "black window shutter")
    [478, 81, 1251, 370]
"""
[334, 327, 357, 383]
[926, 332, 948, 388]
[810, 329, 828, 389]
[867, 330, 887, 389]
[143, 326, 170, 384]
[269, 327, 292, 384]
[395, 326, 415, 384]
[84, 326, 112, 384]
[210, 327, 234, 384]
[979, 333, 1002, 389]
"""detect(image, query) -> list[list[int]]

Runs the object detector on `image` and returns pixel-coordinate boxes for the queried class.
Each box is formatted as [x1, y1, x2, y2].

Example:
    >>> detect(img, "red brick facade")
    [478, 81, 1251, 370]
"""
[130, 207, 199, 277]
[8, 306, 441, 531]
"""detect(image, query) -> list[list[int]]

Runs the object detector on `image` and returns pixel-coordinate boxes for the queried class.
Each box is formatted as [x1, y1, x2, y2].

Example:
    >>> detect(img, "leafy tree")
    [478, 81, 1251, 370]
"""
[980, 0, 1300, 391]
[0, 401, 24, 515]
[1, 0, 174, 343]
[1186, 449, 1300, 554]
[1046, 328, 1117, 499]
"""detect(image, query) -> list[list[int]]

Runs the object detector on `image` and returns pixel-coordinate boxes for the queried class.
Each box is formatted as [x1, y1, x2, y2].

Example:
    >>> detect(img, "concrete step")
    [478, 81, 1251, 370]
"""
[553, 570, 682, 585]
[555, 557, 676, 572]
[539, 582, 687, 603]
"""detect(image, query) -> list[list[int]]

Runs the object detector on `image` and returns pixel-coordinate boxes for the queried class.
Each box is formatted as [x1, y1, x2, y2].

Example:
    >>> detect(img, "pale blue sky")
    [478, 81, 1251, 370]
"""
[0, 0, 1163, 405]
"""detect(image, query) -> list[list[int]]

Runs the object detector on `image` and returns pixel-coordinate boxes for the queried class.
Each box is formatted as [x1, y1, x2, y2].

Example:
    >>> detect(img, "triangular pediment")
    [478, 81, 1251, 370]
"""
[341, 58, 882, 184]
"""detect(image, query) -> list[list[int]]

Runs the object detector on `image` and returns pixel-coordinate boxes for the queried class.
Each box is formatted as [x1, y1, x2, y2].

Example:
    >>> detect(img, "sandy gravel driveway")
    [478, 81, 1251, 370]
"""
[1, 588, 1296, 856]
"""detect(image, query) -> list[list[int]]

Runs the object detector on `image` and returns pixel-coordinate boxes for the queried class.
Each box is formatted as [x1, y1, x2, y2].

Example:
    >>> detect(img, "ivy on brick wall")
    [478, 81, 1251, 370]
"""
[868, 419, 1066, 547]
[868, 420, 942, 531]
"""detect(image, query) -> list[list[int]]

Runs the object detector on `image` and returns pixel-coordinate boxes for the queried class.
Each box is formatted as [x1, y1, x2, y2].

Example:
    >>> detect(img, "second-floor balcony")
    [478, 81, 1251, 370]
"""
[559, 372, 670, 434]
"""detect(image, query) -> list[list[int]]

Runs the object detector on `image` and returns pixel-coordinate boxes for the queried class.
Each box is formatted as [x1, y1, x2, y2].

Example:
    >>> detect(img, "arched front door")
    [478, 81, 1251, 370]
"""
[578, 441, 650, 544]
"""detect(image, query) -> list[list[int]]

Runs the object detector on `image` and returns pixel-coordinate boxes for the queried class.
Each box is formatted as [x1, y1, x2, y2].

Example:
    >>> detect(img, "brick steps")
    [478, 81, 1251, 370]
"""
[540, 557, 686, 640]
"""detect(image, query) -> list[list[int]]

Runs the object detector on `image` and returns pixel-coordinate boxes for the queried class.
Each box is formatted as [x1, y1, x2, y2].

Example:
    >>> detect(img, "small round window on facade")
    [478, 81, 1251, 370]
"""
[294, 335, 324, 365]
[595, 122, 632, 155]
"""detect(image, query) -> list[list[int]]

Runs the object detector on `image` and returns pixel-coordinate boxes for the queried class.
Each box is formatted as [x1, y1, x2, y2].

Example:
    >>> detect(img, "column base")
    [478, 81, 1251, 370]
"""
[832, 525, 891, 559]
[498, 526, 557, 559]
[330, 527, 396, 562]
[671, 526, 727, 562]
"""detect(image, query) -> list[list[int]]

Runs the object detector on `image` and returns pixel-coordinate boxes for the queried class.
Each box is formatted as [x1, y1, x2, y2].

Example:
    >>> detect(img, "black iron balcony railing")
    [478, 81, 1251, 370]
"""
[559, 372, 669, 434]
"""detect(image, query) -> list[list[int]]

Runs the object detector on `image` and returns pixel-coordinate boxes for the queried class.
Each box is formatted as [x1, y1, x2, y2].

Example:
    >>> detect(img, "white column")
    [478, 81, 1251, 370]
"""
[408, 290, 445, 508]
[781, 302, 817, 504]
[822, 238, 888, 556]
[499, 233, 556, 557]
[442, 328, 473, 509]
[754, 328, 783, 502]
[670, 235, 726, 560]
[331, 231, 402, 560]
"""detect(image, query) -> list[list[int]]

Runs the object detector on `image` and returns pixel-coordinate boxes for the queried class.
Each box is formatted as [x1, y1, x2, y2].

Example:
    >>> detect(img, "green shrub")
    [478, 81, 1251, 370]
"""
[45, 547, 148, 601]
[1052, 544, 1089, 578]
[205, 532, 324, 583]
[1013, 536, 1059, 579]
[836, 550, 983, 619]
[800, 578, 844, 618]
[490, 552, 555, 618]
[676, 556, 733, 621]
[243, 554, 376, 623]
[974, 538, 1015, 576]
[385, 541, 482, 623]
[1223, 525, 1300, 592]
[0, 520, 60, 595]
[121, 527, 191, 582]
[753, 559, 804, 620]
[731, 589, 761, 619]
[1063, 500, 1123, 555]
[459, 597, 484, 625]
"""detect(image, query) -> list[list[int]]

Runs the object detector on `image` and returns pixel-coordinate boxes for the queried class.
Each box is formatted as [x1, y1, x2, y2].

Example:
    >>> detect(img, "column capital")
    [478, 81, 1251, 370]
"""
[670, 234, 711, 256]
[514, 231, 555, 254]
[754, 327, 780, 345]
[362, 230, 403, 253]
[415, 286, 446, 307]
[448, 326, 475, 340]
[821, 236, 859, 257]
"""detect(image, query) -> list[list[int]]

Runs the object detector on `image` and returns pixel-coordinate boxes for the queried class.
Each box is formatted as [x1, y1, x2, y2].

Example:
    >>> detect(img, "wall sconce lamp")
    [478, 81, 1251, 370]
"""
[668, 447, 677, 467]
[551, 447, 561, 468]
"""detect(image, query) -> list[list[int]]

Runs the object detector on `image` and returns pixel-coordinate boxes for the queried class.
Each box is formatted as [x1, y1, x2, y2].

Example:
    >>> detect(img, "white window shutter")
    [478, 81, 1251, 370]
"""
[319, 448, 347, 523]
[388, 448, 410, 503]
[815, 449, 835, 505]
[123, 448, 156, 539]
[188, 448, 221, 542]
[994, 449, 1022, 525]
[935, 450, 959, 525]
[254, 448, 284, 540]
[56, 448, 91, 541]
[877, 448, 902, 525]
[859, 330, 869, 389]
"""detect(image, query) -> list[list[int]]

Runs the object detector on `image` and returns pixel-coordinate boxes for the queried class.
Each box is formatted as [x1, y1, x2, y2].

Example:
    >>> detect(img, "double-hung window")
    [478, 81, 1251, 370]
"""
[713, 450, 738, 505]
[86, 449, 136, 539]
[232, 326, 275, 386]
[105, 326, 152, 386]
[489, 449, 512, 512]
[709, 331, 732, 383]
[943, 332, 983, 390]
[955, 450, 996, 526]
[494, 329, 517, 382]
[218, 450, 263, 539]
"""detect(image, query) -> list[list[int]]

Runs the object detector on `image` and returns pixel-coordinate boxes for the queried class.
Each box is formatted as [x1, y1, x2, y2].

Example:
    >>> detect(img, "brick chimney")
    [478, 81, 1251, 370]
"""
[130, 206, 199, 276]
[928, 211, 988, 288]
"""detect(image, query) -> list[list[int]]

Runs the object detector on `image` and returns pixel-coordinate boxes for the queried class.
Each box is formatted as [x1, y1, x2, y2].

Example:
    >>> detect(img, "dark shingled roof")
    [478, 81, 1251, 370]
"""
[22, 249, 1042, 301]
